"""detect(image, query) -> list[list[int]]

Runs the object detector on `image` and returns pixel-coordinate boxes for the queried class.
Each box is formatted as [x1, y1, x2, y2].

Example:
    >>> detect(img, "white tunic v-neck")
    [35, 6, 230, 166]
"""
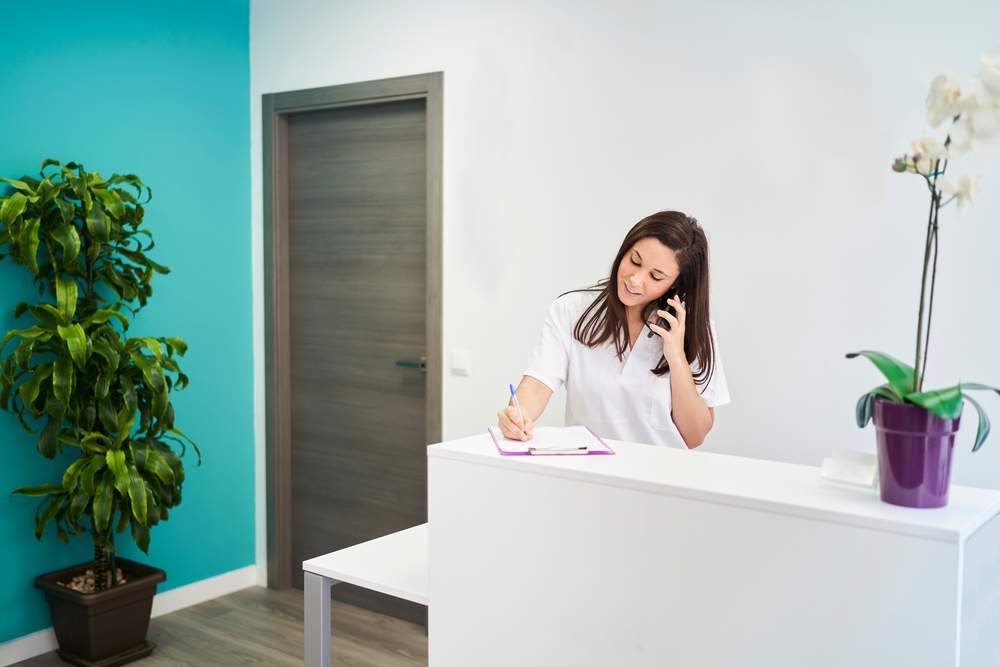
[524, 290, 730, 449]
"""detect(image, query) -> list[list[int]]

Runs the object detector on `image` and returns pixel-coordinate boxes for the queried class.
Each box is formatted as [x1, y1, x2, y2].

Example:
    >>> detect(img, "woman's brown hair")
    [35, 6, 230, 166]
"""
[571, 211, 715, 383]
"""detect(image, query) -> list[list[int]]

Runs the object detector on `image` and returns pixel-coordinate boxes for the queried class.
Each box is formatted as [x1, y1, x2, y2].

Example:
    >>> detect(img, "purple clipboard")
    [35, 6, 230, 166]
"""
[488, 426, 615, 456]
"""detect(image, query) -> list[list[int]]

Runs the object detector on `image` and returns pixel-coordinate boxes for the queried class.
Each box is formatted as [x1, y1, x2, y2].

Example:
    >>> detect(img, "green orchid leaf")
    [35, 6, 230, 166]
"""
[11, 483, 64, 498]
[55, 277, 78, 325]
[906, 384, 964, 420]
[93, 471, 114, 533]
[50, 224, 80, 264]
[846, 351, 914, 400]
[960, 382, 1000, 398]
[854, 384, 896, 428]
[81, 455, 107, 495]
[127, 465, 148, 526]
[0, 192, 28, 225]
[964, 394, 991, 452]
[106, 450, 129, 495]
[57, 324, 88, 368]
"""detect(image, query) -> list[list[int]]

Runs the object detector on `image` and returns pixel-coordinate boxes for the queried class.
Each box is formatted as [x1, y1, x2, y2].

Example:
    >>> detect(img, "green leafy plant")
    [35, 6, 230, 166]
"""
[0, 159, 197, 590]
[849, 47, 1000, 449]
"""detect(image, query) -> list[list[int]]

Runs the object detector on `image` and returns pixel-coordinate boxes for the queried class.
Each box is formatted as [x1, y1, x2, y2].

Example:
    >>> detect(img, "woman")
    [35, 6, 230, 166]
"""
[497, 211, 729, 449]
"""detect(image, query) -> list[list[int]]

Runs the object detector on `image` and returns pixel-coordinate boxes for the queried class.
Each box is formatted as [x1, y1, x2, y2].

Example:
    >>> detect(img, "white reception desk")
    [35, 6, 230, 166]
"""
[427, 434, 1000, 667]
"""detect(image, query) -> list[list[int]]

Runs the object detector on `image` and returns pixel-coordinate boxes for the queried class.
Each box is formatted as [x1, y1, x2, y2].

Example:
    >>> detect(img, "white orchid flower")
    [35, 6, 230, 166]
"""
[911, 134, 947, 174]
[971, 85, 1000, 150]
[948, 114, 974, 158]
[947, 89, 1000, 158]
[938, 173, 982, 218]
[980, 46, 1000, 92]
[926, 72, 968, 126]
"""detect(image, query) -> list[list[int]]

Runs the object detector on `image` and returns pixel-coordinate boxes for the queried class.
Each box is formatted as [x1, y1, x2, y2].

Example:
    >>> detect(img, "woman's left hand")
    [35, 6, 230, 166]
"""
[647, 295, 686, 362]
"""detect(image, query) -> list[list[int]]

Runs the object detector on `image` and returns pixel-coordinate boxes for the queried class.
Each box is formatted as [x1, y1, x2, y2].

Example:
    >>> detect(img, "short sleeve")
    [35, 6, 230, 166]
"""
[694, 321, 731, 408]
[523, 298, 572, 392]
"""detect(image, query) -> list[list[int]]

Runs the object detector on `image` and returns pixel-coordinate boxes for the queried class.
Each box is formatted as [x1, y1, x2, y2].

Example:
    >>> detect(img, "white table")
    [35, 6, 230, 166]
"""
[427, 434, 1000, 666]
[302, 524, 428, 667]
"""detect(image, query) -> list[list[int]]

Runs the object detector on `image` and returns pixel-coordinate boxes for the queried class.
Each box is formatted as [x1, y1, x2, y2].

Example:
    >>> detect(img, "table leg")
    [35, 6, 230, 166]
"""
[304, 572, 335, 667]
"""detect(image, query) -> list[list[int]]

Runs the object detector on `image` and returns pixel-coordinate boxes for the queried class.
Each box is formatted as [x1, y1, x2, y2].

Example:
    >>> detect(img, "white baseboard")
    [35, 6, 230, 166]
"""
[0, 564, 259, 667]
[150, 564, 258, 617]
[0, 628, 57, 667]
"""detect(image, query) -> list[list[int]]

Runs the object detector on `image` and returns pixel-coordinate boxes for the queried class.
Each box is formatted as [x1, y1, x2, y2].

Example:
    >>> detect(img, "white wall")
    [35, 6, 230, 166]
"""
[249, 0, 1000, 565]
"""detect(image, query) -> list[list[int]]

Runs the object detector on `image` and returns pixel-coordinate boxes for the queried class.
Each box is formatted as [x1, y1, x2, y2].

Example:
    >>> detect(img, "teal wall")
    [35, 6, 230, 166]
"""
[0, 1, 252, 644]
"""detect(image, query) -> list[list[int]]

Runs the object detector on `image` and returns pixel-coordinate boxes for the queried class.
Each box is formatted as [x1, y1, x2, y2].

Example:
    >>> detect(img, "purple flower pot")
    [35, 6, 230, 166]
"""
[872, 397, 960, 508]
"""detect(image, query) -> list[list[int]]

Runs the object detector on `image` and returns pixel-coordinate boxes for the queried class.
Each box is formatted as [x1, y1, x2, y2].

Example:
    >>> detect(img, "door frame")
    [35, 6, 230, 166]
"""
[262, 72, 443, 590]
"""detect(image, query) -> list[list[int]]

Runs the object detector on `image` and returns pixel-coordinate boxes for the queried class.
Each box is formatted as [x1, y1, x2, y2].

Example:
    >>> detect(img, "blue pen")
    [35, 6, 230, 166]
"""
[509, 384, 525, 429]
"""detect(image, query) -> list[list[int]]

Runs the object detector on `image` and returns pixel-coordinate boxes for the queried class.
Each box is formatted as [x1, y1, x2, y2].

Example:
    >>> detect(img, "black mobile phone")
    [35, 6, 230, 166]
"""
[647, 286, 679, 338]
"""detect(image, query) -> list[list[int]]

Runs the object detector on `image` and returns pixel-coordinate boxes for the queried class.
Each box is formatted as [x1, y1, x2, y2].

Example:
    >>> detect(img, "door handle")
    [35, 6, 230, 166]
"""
[395, 356, 427, 372]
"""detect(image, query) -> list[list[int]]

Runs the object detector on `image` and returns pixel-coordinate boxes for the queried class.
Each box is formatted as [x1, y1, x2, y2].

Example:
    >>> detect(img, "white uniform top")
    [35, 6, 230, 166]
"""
[524, 290, 731, 449]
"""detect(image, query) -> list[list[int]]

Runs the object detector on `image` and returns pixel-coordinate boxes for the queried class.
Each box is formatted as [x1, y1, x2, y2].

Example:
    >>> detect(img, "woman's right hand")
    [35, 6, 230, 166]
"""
[497, 405, 534, 441]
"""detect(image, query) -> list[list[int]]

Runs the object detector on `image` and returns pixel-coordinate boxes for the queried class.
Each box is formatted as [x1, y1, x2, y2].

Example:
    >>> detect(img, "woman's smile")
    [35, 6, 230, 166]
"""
[616, 237, 680, 311]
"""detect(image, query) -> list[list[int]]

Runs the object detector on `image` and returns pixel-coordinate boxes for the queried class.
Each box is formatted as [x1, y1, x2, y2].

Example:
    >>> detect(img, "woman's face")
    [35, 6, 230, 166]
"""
[616, 237, 680, 311]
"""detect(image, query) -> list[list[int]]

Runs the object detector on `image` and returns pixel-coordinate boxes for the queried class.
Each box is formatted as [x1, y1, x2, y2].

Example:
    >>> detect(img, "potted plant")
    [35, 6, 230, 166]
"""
[0, 159, 197, 665]
[849, 48, 1000, 508]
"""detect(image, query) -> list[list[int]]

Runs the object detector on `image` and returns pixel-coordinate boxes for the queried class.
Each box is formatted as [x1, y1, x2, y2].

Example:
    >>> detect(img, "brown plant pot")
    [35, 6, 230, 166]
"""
[34, 558, 166, 667]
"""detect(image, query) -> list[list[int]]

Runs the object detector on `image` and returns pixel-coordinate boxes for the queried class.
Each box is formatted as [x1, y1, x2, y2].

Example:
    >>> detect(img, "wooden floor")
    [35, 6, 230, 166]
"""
[16, 586, 428, 667]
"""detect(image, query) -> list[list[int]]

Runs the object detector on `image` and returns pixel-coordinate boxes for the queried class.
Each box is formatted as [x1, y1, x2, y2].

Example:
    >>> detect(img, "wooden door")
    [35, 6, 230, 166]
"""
[286, 98, 428, 623]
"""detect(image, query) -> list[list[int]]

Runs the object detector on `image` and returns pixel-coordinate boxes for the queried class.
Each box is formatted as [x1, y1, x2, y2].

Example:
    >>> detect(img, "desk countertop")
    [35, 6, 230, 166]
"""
[428, 434, 1000, 543]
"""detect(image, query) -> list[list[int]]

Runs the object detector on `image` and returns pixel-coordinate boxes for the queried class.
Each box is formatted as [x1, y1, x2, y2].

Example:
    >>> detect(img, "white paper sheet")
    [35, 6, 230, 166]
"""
[488, 425, 613, 454]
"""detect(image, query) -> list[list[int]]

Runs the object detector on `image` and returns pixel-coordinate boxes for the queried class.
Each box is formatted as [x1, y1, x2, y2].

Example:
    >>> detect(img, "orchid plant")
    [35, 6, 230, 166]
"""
[850, 47, 1000, 449]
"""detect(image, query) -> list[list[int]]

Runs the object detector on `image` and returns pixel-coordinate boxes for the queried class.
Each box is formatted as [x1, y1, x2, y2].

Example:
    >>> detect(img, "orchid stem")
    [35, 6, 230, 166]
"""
[913, 159, 946, 394]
